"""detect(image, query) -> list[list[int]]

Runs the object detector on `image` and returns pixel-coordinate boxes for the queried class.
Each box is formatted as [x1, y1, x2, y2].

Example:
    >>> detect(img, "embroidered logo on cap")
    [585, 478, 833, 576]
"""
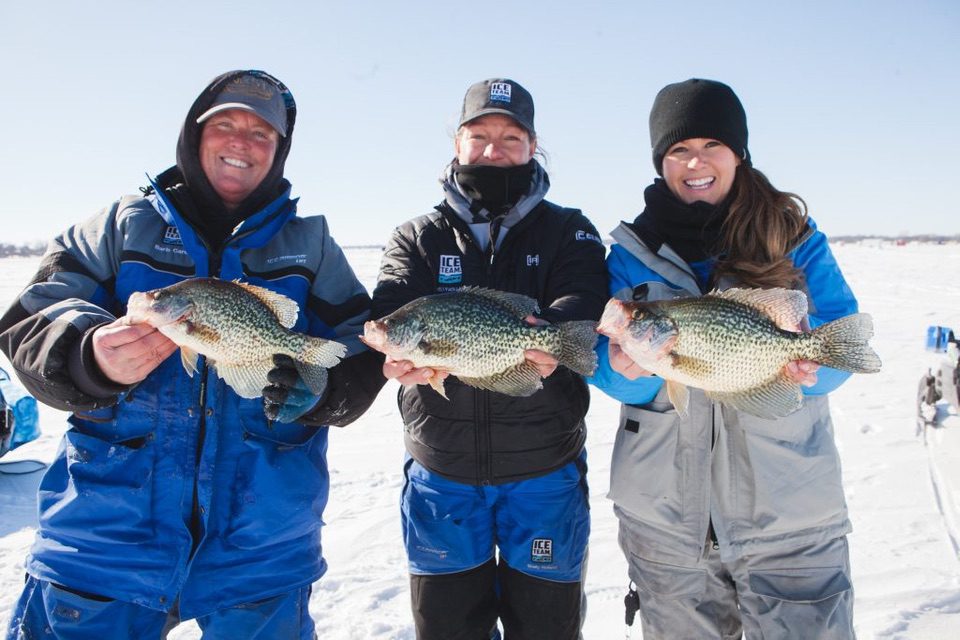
[438, 255, 463, 284]
[489, 82, 512, 103]
[531, 538, 553, 563]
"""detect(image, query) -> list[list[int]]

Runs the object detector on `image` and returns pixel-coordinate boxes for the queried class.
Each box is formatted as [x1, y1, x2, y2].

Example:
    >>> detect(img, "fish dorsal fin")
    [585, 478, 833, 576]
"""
[459, 287, 540, 318]
[233, 281, 300, 328]
[713, 288, 808, 331]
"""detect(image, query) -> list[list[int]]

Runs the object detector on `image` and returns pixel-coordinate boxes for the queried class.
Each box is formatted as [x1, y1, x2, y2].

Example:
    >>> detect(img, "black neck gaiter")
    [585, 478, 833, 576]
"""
[631, 179, 731, 264]
[454, 160, 535, 218]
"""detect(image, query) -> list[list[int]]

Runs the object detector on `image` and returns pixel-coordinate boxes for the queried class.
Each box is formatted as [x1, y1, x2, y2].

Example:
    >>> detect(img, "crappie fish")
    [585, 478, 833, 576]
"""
[597, 288, 882, 419]
[126, 278, 346, 399]
[361, 287, 598, 398]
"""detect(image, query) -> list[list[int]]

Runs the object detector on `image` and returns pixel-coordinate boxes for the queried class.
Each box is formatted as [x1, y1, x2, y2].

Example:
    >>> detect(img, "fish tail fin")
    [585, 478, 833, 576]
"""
[811, 313, 882, 373]
[295, 336, 348, 394]
[557, 320, 600, 377]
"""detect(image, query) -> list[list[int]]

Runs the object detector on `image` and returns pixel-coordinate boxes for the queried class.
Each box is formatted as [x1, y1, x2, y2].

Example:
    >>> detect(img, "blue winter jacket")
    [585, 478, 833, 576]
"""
[0, 182, 372, 618]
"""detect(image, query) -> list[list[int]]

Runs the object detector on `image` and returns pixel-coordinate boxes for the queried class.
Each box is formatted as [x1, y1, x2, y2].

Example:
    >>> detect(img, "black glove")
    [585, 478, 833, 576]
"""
[295, 350, 387, 428]
[263, 355, 326, 423]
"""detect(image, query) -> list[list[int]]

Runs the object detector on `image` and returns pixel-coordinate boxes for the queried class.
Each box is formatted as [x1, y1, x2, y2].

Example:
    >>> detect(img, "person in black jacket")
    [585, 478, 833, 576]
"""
[371, 78, 608, 640]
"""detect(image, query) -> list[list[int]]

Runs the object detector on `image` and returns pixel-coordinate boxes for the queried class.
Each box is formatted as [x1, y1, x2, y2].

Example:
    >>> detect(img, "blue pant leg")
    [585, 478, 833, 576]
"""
[7, 576, 169, 640]
[194, 585, 314, 640]
[401, 459, 495, 574]
[496, 455, 590, 582]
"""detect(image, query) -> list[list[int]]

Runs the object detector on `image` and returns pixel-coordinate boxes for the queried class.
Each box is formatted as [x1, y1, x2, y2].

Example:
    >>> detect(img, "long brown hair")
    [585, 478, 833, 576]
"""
[711, 164, 809, 289]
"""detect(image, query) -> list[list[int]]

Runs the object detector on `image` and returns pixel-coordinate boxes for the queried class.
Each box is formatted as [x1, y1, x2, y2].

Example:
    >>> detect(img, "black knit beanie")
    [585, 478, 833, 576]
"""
[649, 78, 749, 175]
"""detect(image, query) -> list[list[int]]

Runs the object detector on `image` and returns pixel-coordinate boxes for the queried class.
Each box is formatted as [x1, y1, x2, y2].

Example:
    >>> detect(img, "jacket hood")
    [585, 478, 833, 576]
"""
[175, 70, 298, 225]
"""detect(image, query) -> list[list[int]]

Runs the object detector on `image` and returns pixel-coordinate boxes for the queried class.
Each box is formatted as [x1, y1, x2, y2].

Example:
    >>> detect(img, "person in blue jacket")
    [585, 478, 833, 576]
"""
[0, 69, 384, 639]
[591, 79, 859, 639]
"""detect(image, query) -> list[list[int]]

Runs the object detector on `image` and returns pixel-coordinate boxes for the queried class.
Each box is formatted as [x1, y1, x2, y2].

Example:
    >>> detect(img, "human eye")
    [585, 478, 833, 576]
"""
[667, 144, 688, 156]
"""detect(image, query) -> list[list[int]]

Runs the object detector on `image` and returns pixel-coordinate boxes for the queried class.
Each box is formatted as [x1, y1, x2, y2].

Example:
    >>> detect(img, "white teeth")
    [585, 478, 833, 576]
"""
[684, 177, 714, 188]
[222, 157, 250, 168]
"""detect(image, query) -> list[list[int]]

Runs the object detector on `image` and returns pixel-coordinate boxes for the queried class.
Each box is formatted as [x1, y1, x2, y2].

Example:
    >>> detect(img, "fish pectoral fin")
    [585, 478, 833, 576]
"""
[214, 361, 272, 399]
[458, 361, 544, 397]
[707, 375, 802, 419]
[665, 380, 690, 419]
[180, 347, 200, 378]
[427, 374, 449, 400]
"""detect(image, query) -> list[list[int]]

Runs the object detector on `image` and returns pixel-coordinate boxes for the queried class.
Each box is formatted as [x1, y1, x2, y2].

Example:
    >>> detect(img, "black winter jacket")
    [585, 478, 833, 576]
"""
[371, 200, 608, 485]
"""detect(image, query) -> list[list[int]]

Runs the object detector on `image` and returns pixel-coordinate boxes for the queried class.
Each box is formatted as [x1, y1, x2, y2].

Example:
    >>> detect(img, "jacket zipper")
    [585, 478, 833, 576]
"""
[188, 246, 224, 556]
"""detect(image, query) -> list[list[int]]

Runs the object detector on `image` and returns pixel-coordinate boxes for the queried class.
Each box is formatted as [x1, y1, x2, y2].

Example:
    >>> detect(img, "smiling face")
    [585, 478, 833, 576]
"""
[661, 138, 741, 205]
[199, 109, 280, 210]
[455, 114, 536, 167]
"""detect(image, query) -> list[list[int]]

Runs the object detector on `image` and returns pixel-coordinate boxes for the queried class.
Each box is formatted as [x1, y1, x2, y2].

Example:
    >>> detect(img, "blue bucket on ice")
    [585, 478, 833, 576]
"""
[0, 367, 40, 457]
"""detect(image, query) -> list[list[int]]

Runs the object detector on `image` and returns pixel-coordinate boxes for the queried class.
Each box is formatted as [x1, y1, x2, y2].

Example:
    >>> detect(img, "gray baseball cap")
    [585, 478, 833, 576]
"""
[458, 78, 535, 135]
[196, 73, 288, 137]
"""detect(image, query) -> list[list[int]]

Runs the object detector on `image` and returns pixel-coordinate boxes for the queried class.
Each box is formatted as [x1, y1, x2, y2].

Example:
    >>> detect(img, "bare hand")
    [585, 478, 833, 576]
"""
[383, 356, 449, 387]
[608, 341, 653, 380]
[524, 349, 559, 378]
[521, 315, 559, 378]
[92, 318, 178, 384]
[784, 360, 819, 387]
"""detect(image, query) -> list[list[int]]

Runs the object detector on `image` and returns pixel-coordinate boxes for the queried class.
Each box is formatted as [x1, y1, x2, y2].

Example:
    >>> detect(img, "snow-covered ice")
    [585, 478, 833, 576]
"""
[2, 242, 960, 638]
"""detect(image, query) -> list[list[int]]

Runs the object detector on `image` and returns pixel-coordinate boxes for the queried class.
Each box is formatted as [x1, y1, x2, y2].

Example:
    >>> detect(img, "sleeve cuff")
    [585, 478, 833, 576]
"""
[68, 325, 132, 399]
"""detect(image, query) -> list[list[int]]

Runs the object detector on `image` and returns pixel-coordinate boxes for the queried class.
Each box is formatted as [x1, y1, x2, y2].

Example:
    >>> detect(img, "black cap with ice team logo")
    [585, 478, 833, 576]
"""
[458, 78, 535, 135]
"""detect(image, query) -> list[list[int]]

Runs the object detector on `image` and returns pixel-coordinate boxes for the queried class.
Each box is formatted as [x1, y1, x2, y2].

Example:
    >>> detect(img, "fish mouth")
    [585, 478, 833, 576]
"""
[126, 291, 193, 327]
[360, 320, 388, 352]
[596, 299, 630, 337]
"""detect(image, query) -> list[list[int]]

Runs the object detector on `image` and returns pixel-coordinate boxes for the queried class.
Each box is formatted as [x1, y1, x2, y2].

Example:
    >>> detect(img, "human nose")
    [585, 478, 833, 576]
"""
[226, 129, 253, 147]
[686, 154, 701, 169]
[483, 143, 503, 160]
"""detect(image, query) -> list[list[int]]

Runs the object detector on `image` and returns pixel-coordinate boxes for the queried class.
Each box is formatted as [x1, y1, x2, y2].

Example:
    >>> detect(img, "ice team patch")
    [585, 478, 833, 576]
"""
[163, 226, 183, 245]
[531, 538, 553, 563]
[438, 255, 463, 284]
[489, 82, 512, 103]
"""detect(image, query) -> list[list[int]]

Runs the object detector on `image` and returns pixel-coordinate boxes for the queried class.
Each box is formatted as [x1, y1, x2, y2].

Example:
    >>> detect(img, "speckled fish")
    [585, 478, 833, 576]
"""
[361, 287, 598, 398]
[597, 288, 882, 419]
[126, 278, 346, 398]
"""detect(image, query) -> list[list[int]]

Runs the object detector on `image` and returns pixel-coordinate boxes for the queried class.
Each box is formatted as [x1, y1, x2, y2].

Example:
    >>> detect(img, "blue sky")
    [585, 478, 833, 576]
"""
[1, 1, 957, 246]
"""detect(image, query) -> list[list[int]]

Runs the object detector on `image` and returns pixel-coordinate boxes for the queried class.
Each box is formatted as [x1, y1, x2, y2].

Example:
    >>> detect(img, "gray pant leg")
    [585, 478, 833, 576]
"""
[619, 522, 741, 640]
[730, 536, 855, 640]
